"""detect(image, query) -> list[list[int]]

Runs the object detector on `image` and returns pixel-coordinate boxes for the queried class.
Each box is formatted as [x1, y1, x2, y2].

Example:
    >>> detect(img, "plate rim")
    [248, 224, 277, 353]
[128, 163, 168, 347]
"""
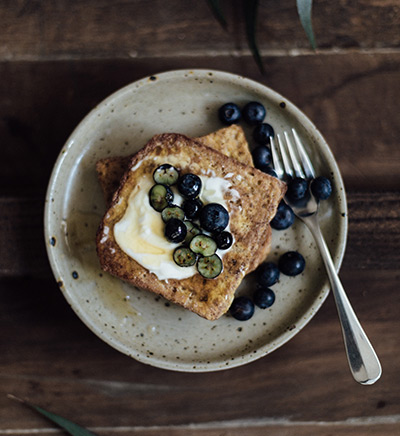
[44, 68, 348, 372]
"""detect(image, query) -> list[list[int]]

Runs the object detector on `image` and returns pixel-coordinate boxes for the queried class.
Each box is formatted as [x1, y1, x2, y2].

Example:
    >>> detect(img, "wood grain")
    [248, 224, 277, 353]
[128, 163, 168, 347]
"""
[1, 52, 399, 196]
[1, 1, 399, 434]
[0, 269, 398, 432]
[1, 422, 399, 436]
[0, 197, 48, 277]
[1, 0, 399, 61]
[1, 191, 398, 277]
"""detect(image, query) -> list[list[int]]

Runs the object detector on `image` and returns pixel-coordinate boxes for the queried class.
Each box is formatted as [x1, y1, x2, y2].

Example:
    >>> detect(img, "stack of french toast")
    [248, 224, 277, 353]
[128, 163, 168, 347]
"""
[96, 125, 286, 320]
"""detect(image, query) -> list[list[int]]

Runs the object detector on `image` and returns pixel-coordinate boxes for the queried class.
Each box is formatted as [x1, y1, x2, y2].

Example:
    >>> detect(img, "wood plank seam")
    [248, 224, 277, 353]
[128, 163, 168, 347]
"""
[1, 47, 400, 62]
[1, 415, 400, 435]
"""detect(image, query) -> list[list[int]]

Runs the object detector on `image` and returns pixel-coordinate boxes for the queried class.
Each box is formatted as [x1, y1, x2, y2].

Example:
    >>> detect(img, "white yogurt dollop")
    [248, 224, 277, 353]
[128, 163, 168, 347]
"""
[113, 174, 236, 281]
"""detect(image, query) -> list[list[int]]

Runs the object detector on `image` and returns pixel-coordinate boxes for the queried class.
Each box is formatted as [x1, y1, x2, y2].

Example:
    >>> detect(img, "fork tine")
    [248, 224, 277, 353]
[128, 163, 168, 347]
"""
[277, 133, 294, 178]
[284, 131, 305, 179]
[270, 136, 284, 179]
[292, 128, 315, 179]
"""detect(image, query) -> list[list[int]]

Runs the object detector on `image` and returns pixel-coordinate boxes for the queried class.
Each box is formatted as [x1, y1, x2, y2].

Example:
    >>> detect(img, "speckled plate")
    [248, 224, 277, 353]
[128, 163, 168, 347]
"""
[44, 69, 347, 372]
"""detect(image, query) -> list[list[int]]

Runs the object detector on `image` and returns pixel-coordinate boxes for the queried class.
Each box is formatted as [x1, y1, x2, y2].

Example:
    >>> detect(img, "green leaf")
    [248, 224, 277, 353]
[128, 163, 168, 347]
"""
[206, 0, 227, 29]
[243, 0, 265, 74]
[296, 0, 317, 50]
[7, 395, 98, 436]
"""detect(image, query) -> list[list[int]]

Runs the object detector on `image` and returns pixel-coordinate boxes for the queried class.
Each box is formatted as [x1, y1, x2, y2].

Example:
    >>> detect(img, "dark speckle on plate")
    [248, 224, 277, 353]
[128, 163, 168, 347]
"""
[45, 69, 347, 373]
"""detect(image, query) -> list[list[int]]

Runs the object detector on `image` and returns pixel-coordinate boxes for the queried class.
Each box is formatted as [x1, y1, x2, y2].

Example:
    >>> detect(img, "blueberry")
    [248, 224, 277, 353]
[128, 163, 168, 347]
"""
[215, 231, 233, 250]
[253, 123, 275, 145]
[164, 218, 187, 243]
[190, 235, 217, 257]
[242, 101, 266, 125]
[182, 198, 203, 219]
[252, 145, 272, 171]
[153, 164, 179, 185]
[184, 220, 201, 245]
[311, 176, 332, 200]
[286, 177, 309, 202]
[256, 262, 280, 287]
[279, 251, 306, 276]
[149, 184, 174, 212]
[271, 201, 295, 230]
[197, 254, 223, 279]
[178, 173, 202, 199]
[200, 203, 229, 233]
[262, 167, 277, 177]
[173, 246, 197, 267]
[218, 103, 241, 125]
[230, 296, 255, 321]
[161, 205, 185, 222]
[254, 287, 275, 309]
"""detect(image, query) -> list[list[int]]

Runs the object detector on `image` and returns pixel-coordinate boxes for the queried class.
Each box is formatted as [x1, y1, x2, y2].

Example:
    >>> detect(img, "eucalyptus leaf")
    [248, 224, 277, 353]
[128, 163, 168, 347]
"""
[8, 395, 98, 436]
[296, 0, 317, 49]
[206, 0, 227, 29]
[243, 0, 265, 74]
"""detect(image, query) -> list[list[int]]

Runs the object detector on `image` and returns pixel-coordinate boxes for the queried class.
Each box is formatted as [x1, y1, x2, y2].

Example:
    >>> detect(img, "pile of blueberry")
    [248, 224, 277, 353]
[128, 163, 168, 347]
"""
[270, 176, 332, 230]
[149, 164, 233, 279]
[219, 101, 276, 176]
[218, 101, 333, 231]
[218, 100, 332, 321]
[229, 251, 306, 321]
[288, 176, 332, 202]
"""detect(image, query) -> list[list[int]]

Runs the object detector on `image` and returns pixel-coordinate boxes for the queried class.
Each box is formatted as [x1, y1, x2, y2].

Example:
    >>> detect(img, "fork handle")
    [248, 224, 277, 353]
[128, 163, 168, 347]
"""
[302, 214, 382, 385]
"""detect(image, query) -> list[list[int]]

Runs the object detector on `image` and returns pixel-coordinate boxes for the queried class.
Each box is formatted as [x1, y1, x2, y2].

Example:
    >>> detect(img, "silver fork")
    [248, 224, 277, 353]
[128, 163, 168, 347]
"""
[271, 128, 382, 385]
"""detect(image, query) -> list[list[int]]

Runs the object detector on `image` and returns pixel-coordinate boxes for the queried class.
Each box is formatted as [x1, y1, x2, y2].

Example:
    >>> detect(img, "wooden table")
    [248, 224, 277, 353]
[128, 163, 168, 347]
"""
[1, 1, 399, 435]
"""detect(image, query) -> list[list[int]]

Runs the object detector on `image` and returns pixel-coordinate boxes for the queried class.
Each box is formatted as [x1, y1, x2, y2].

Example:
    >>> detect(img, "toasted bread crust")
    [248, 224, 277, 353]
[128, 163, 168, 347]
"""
[198, 124, 254, 166]
[96, 125, 253, 205]
[95, 125, 272, 267]
[96, 133, 286, 320]
[96, 156, 132, 205]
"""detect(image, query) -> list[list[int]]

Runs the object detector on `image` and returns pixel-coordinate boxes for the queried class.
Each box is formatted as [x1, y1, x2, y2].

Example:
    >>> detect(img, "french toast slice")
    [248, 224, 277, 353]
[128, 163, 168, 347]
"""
[96, 125, 253, 205]
[96, 125, 272, 273]
[196, 124, 254, 166]
[96, 155, 132, 206]
[96, 133, 286, 320]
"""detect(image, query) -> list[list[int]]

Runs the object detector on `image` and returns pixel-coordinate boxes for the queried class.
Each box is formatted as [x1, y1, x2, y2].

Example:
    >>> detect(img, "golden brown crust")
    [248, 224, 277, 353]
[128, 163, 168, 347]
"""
[198, 124, 254, 166]
[96, 156, 132, 205]
[96, 133, 286, 320]
[95, 125, 271, 265]
[96, 125, 253, 205]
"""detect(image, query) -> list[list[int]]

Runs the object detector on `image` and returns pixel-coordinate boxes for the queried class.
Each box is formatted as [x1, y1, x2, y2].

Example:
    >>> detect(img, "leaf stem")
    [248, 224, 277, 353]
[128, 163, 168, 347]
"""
[243, 0, 265, 75]
[296, 0, 317, 50]
[206, 0, 227, 29]
[7, 394, 98, 436]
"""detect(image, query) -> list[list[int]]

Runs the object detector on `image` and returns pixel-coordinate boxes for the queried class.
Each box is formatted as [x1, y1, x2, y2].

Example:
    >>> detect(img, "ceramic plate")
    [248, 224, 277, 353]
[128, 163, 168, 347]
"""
[44, 69, 347, 372]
